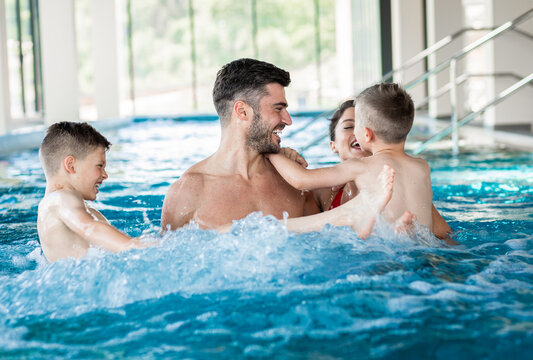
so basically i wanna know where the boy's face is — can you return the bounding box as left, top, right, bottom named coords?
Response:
left=74, top=146, right=108, bottom=201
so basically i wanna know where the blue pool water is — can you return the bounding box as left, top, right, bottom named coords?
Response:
left=0, top=118, right=532, bottom=359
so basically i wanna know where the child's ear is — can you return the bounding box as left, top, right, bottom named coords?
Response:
left=233, top=100, right=250, bottom=122
left=329, top=141, right=338, bottom=154
left=63, top=155, right=76, bottom=174
left=364, top=127, right=374, bottom=142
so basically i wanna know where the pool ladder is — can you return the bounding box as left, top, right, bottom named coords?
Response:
left=295, top=7, right=533, bottom=156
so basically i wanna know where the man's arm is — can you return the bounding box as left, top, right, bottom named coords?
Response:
left=268, top=153, right=364, bottom=191
left=216, top=199, right=355, bottom=234
left=56, top=191, right=145, bottom=252
left=161, top=174, right=202, bottom=230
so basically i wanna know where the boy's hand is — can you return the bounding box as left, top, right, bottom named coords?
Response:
left=331, top=184, right=344, bottom=192
left=278, top=147, right=308, bottom=168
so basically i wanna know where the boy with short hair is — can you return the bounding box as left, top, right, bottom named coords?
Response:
left=37, top=121, right=146, bottom=262
left=268, top=83, right=436, bottom=233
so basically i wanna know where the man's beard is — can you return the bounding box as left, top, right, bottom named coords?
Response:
left=246, top=111, right=280, bottom=154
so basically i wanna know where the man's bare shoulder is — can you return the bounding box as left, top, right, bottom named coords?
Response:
left=167, top=162, right=211, bottom=193
left=167, top=154, right=226, bottom=192
left=162, top=162, right=213, bottom=230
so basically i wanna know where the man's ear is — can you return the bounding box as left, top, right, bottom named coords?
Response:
left=233, top=100, right=250, bottom=121
left=63, top=155, right=76, bottom=174
left=364, top=127, right=374, bottom=142
left=329, top=141, right=338, bottom=154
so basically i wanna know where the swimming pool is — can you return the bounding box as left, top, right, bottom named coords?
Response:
left=1, top=118, right=532, bottom=359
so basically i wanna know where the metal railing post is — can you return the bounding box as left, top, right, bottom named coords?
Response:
left=449, top=58, right=459, bottom=155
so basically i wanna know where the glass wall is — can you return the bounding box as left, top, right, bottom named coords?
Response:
left=1, top=0, right=393, bottom=124
left=255, top=0, right=337, bottom=109
left=74, top=0, right=339, bottom=118
left=4, top=0, right=42, bottom=123
left=128, top=0, right=194, bottom=115
left=192, top=0, right=255, bottom=111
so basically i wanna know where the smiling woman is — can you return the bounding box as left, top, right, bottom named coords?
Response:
left=314, top=99, right=370, bottom=211
left=329, top=99, right=372, bottom=161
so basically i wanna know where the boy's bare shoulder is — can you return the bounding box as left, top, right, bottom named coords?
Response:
left=41, top=188, right=84, bottom=209
left=409, top=155, right=431, bottom=172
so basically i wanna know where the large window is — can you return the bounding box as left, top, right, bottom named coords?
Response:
left=4, top=0, right=42, bottom=123
left=75, top=0, right=339, bottom=117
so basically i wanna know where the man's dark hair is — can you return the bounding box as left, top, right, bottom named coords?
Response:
left=40, top=121, right=111, bottom=176
left=329, top=99, right=355, bottom=141
left=355, top=83, right=414, bottom=143
left=212, top=58, right=291, bottom=126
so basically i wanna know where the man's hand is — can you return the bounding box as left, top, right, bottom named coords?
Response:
left=278, top=147, right=308, bottom=168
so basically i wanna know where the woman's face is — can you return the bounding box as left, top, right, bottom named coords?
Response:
left=330, top=107, right=372, bottom=161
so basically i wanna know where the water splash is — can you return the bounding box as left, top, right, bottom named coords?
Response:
left=0, top=213, right=454, bottom=320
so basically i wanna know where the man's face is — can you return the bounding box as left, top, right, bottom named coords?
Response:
left=246, top=83, right=292, bottom=154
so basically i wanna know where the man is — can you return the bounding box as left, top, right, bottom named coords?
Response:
left=161, top=58, right=404, bottom=236
left=162, top=58, right=321, bottom=230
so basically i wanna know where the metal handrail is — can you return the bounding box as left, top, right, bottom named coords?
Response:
left=412, top=72, right=533, bottom=154
left=414, top=72, right=533, bottom=110
left=382, top=27, right=494, bottom=82
left=384, top=25, right=531, bottom=84
left=299, top=131, right=329, bottom=154
left=288, top=26, right=492, bottom=140
left=298, top=7, right=533, bottom=155
left=404, top=8, right=533, bottom=91
left=285, top=108, right=334, bottom=139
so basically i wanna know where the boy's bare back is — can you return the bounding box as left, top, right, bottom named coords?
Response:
left=356, top=151, right=433, bottom=230
left=269, top=83, right=441, bottom=236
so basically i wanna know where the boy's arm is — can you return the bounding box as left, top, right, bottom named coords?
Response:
left=56, top=191, right=145, bottom=252
left=268, top=153, right=364, bottom=190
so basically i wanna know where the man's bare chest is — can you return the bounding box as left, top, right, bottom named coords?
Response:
left=195, top=176, right=307, bottom=224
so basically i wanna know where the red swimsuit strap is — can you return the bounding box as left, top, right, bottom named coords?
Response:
left=328, top=188, right=344, bottom=210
